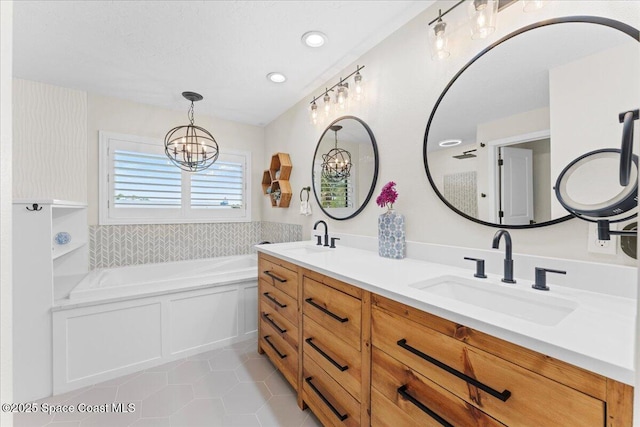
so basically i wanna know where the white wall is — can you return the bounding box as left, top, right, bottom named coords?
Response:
left=13, top=79, right=87, bottom=202
left=1, top=2, right=13, bottom=424
left=263, top=1, right=640, bottom=268
left=86, top=93, right=265, bottom=225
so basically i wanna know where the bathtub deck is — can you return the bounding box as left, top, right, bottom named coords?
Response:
left=14, top=337, right=322, bottom=427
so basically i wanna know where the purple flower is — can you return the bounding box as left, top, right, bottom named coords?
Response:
left=376, top=181, right=398, bottom=209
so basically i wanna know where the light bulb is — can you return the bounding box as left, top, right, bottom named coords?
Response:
left=354, top=71, right=363, bottom=100
left=310, top=101, right=318, bottom=124
left=469, top=0, right=497, bottom=40
left=336, top=84, right=348, bottom=110
left=429, top=17, right=449, bottom=60
left=323, top=93, right=331, bottom=116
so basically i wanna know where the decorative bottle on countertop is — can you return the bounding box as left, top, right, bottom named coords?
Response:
left=376, top=181, right=405, bottom=259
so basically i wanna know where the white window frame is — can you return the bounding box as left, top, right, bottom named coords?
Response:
left=99, top=131, right=251, bottom=225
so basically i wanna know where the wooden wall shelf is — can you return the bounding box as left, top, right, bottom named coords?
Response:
left=263, top=152, right=292, bottom=208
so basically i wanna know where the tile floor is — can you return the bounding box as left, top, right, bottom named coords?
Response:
left=15, top=337, right=322, bottom=427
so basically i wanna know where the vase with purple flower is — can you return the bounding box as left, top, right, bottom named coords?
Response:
left=376, top=181, right=405, bottom=259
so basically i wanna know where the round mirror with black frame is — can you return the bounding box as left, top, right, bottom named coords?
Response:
left=423, top=16, right=639, bottom=229
left=312, top=116, right=379, bottom=220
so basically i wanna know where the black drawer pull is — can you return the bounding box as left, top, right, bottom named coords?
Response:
left=263, top=335, right=287, bottom=359
left=262, top=313, right=287, bottom=334
left=305, top=338, right=348, bottom=372
left=305, top=298, right=348, bottom=323
left=397, top=339, right=511, bottom=402
left=305, top=377, right=348, bottom=422
left=263, top=270, right=287, bottom=283
left=263, top=292, right=287, bottom=308
left=398, top=385, right=453, bottom=427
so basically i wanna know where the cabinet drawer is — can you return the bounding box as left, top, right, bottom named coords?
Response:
left=260, top=300, right=298, bottom=352
left=371, top=348, right=505, bottom=427
left=303, top=355, right=360, bottom=427
left=303, top=315, right=361, bottom=401
left=259, top=324, right=298, bottom=390
left=259, top=279, right=298, bottom=326
left=372, top=307, right=605, bottom=427
left=259, top=259, right=298, bottom=299
left=303, top=277, right=361, bottom=351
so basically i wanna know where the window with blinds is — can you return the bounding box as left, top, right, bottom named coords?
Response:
left=191, top=158, right=244, bottom=209
left=113, top=150, right=182, bottom=208
left=99, top=132, right=251, bottom=224
left=320, top=175, right=354, bottom=209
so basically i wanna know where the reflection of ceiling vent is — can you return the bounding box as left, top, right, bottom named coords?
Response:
left=453, top=149, right=477, bottom=159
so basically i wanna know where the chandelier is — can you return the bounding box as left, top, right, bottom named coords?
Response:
left=164, top=92, right=219, bottom=172
left=321, top=125, right=352, bottom=181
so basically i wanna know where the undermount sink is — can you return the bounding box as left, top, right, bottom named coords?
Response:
left=282, top=245, right=330, bottom=256
left=409, top=275, right=578, bottom=326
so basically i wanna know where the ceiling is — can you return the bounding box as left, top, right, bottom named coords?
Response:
left=13, top=0, right=434, bottom=126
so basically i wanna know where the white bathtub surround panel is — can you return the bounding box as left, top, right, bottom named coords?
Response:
left=66, top=302, right=163, bottom=381
left=257, top=241, right=636, bottom=385
left=53, top=281, right=258, bottom=394
left=89, top=221, right=301, bottom=269
left=327, top=232, right=637, bottom=299
left=170, top=289, right=239, bottom=354
left=260, top=221, right=303, bottom=244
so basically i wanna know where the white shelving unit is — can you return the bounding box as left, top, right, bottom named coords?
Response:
left=13, top=199, right=88, bottom=402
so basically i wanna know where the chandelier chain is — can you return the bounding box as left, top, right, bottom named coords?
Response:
left=188, top=102, right=195, bottom=125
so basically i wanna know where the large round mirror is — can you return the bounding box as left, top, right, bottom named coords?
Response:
left=313, top=116, right=379, bottom=220
left=424, top=17, right=639, bottom=228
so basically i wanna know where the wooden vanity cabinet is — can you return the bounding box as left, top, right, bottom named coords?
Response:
left=371, top=294, right=633, bottom=427
left=301, top=269, right=371, bottom=427
left=257, top=253, right=633, bottom=426
left=258, top=253, right=302, bottom=393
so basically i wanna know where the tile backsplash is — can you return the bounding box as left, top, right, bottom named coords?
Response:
left=90, top=221, right=302, bottom=269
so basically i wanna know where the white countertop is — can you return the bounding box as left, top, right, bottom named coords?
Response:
left=257, top=240, right=636, bottom=385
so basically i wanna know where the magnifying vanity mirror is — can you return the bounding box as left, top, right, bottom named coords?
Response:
left=424, top=17, right=640, bottom=228
left=312, top=116, right=379, bottom=220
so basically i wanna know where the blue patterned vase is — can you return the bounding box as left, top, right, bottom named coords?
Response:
left=378, top=208, right=405, bottom=259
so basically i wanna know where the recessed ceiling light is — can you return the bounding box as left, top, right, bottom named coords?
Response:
left=439, top=139, right=462, bottom=147
left=266, top=72, right=287, bottom=83
left=302, top=31, right=327, bottom=48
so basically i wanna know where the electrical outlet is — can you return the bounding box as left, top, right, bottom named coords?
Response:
left=587, top=223, right=617, bottom=255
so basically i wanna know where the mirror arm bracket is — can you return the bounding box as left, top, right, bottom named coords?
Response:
left=597, top=219, right=637, bottom=241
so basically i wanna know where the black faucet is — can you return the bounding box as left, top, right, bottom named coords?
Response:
left=313, top=220, right=329, bottom=247
left=492, top=229, right=516, bottom=284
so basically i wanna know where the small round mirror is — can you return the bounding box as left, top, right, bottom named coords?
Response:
left=312, top=116, right=379, bottom=220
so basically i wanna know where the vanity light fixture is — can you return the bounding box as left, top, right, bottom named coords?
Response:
left=302, top=31, right=327, bottom=48
left=321, top=125, right=352, bottom=181
left=353, top=70, right=364, bottom=101
left=468, top=0, right=498, bottom=39
left=427, top=0, right=518, bottom=60
left=428, top=9, right=450, bottom=60
left=266, top=72, right=287, bottom=83
left=164, top=92, right=219, bottom=172
left=438, top=139, right=462, bottom=147
left=336, top=80, right=349, bottom=110
left=323, top=89, right=332, bottom=117
left=310, top=101, right=319, bottom=125
left=308, top=65, right=365, bottom=124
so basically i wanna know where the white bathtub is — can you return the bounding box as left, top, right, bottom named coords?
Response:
left=52, top=254, right=258, bottom=395
left=69, top=254, right=257, bottom=302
